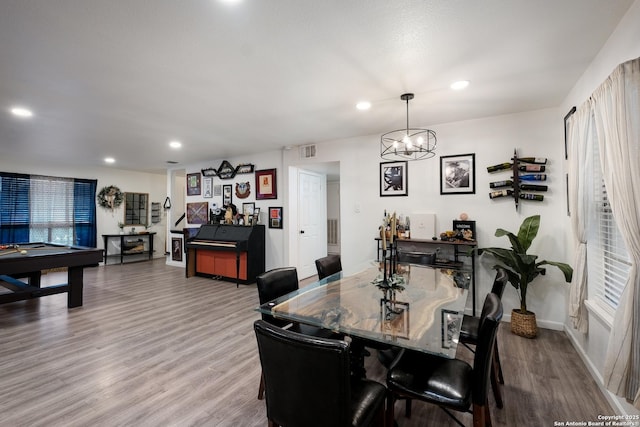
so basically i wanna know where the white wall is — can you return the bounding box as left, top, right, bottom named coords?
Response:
left=560, top=0, right=640, bottom=415
left=0, top=158, right=167, bottom=259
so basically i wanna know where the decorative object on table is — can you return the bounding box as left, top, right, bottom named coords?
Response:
left=117, top=222, right=124, bottom=234
left=186, top=202, right=208, bottom=225
left=440, top=153, right=475, bottom=194
left=223, top=203, right=237, bottom=224
left=255, top=169, right=277, bottom=199
left=242, top=202, right=255, bottom=225
left=97, top=185, right=123, bottom=210
left=452, top=220, right=476, bottom=242
left=222, top=184, right=232, bottom=206
left=378, top=211, right=400, bottom=284
left=475, top=215, right=573, bottom=338
left=380, top=93, right=437, bottom=161
left=235, top=181, right=251, bottom=199
left=380, top=161, right=408, bottom=197
left=487, top=149, right=548, bottom=209
left=186, top=173, right=201, bottom=196
left=268, top=207, right=282, bottom=229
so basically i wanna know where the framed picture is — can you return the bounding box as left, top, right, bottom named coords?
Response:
left=269, top=206, right=283, bottom=229
left=202, top=177, right=213, bottom=198
left=171, top=237, right=183, bottom=262
left=452, top=220, right=476, bottom=241
left=254, top=207, right=261, bottom=224
left=380, top=161, right=408, bottom=197
left=440, top=153, right=475, bottom=195
left=256, top=169, right=277, bottom=199
left=242, top=202, right=255, bottom=216
left=223, top=184, right=232, bottom=206
left=186, top=173, right=201, bottom=196
left=186, top=202, right=208, bottom=224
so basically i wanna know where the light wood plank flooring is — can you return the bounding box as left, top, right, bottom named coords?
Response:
left=0, top=260, right=612, bottom=426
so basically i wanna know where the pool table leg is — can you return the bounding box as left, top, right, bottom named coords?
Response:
left=67, top=266, right=84, bottom=308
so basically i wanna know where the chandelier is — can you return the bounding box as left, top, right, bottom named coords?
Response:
left=380, top=93, right=437, bottom=161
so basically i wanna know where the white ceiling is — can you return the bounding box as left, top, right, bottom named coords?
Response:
left=0, top=0, right=634, bottom=174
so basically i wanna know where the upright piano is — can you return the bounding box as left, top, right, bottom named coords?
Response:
left=185, top=224, right=265, bottom=286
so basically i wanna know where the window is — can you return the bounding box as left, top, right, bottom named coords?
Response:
left=588, top=128, right=631, bottom=311
left=0, top=173, right=97, bottom=247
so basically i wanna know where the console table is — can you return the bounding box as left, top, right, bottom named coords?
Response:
left=102, top=233, right=156, bottom=264
left=375, top=237, right=478, bottom=316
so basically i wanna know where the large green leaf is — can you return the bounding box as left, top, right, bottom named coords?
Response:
left=538, top=260, right=574, bottom=282
left=517, top=215, right=540, bottom=252
left=495, top=229, right=524, bottom=253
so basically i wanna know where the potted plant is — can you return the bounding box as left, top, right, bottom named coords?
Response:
left=117, top=222, right=125, bottom=234
left=477, top=215, right=573, bottom=338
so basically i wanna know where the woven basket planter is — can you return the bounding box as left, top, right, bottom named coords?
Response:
left=511, top=309, right=538, bottom=338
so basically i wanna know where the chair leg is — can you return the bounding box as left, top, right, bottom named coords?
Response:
left=490, top=355, right=503, bottom=409
left=494, top=340, right=504, bottom=384
left=472, top=402, right=492, bottom=427
left=258, top=372, right=265, bottom=400
left=386, top=393, right=396, bottom=427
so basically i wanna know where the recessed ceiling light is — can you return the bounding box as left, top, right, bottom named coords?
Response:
left=10, top=106, right=34, bottom=118
left=450, top=80, right=470, bottom=90
left=169, top=140, right=182, bottom=149
left=104, top=157, right=115, bottom=164
left=356, top=101, right=371, bottom=111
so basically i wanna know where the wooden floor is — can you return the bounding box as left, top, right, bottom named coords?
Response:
left=0, top=259, right=612, bottom=426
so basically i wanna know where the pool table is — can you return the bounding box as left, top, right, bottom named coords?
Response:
left=0, top=242, right=103, bottom=308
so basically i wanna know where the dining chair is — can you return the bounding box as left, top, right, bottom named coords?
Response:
left=386, top=293, right=503, bottom=427
left=459, top=267, right=508, bottom=407
left=254, top=319, right=388, bottom=427
left=255, top=267, right=338, bottom=399
left=314, top=254, right=342, bottom=280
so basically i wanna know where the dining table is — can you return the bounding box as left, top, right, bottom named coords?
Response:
left=256, top=263, right=472, bottom=376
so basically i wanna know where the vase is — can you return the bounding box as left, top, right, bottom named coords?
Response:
left=510, top=309, right=538, bottom=338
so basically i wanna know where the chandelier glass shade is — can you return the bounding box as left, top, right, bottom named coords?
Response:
left=380, top=93, right=437, bottom=161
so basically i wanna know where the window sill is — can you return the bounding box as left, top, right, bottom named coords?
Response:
left=585, top=299, right=614, bottom=329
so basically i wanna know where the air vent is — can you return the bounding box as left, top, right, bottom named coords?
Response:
left=300, top=144, right=317, bottom=159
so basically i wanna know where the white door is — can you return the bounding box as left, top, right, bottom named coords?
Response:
left=297, top=169, right=327, bottom=278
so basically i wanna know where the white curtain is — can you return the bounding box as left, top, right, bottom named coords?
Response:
left=593, top=57, right=640, bottom=408
left=567, top=103, right=593, bottom=333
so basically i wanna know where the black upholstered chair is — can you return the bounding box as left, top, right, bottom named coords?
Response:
left=386, top=293, right=503, bottom=427
left=256, top=267, right=337, bottom=399
left=459, top=268, right=508, bottom=407
left=315, top=254, right=342, bottom=280
left=254, top=320, right=388, bottom=427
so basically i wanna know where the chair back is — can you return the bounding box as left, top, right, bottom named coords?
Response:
left=472, top=293, right=503, bottom=405
left=256, top=267, right=299, bottom=327
left=254, top=319, right=352, bottom=427
left=315, top=254, right=342, bottom=280
left=490, top=267, right=509, bottom=299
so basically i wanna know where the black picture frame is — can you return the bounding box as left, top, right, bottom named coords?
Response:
left=380, top=161, right=408, bottom=197
left=268, top=206, right=283, bottom=229
left=223, top=184, right=232, bottom=206
left=452, top=220, right=476, bottom=242
left=171, top=237, right=183, bottom=262
left=440, top=153, right=475, bottom=195
left=186, top=173, right=201, bottom=196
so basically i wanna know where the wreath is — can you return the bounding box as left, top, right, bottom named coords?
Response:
left=97, top=185, right=124, bottom=210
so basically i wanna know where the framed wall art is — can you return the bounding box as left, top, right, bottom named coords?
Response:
left=171, top=237, right=183, bottom=262
left=186, top=201, right=208, bottom=224
left=380, top=161, right=408, bottom=197
left=186, top=173, right=201, bottom=196
left=202, top=177, right=213, bottom=198
left=256, top=168, right=277, bottom=199
left=268, top=206, right=283, bottom=229
left=440, top=153, right=475, bottom=195
left=223, top=184, right=232, bottom=206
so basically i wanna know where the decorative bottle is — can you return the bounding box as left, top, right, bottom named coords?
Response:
left=519, top=183, right=548, bottom=191
left=487, top=162, right=513, bottom=173
left=519, top=193, right=544, bottom=201
left=489, top=179, right=513, bottom=188
left=489, top=189, right=514, bottom=199
left=518, top=164, right=546, bottom=172
left=518, top=174, right=547, bottom=181
left=517, top=157, right=547, bottom=164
